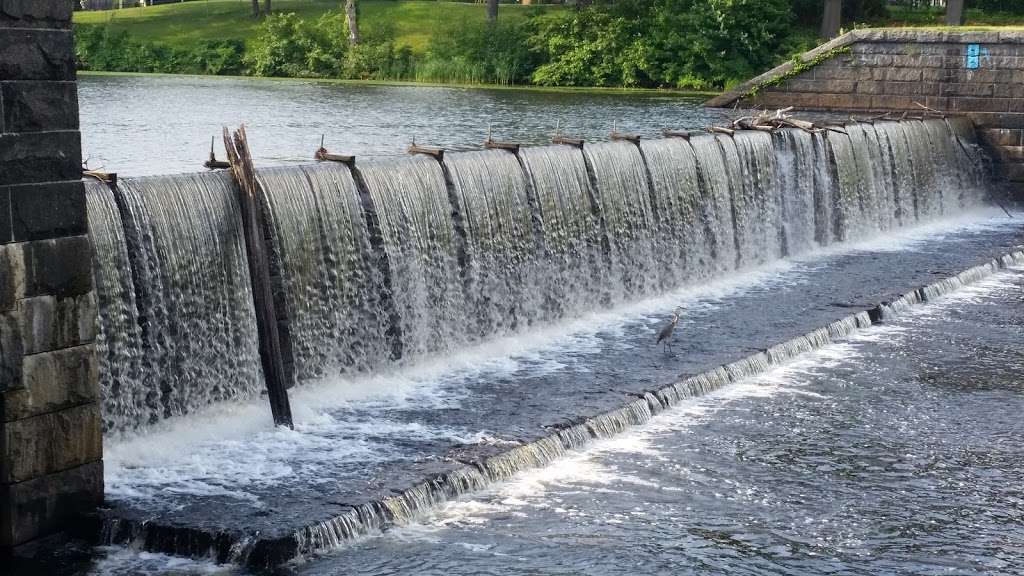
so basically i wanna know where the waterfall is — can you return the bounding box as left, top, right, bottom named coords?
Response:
left=356, top=155, right=466, bottom=360
left=89, top=172, right=263, bottom=432
left=88, top=119, right=995, bottom=430
left=517, top=144, right=605, bottom=314
left=257, top=164, right=391, bottom=381
left=582, top=141, right=660, bottom=296
left=686, top=135, right=738, bottom=273
left=444, top=149, right=539, bottom=335
left=639, top=138, right=709, bottom=282
left=86, top=181, right=146, bottom=433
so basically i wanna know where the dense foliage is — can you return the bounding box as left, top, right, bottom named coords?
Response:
left=529, top=0, right=797, bottom=90
left=74, top=0, right=1023, bottom=89
left=76, top=25, right=245, bottom=75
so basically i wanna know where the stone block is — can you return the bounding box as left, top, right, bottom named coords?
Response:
left=0, top=312, right=22, bottom=392
left=855, top=81, right=883, bottom=95
left=23, top=236, right=92, bottom=299
left=1, top=344, right=98, bottom=422
left=952, top=69, right=1010, bottom=84
left=18, top=293, right=96, bottom=356
left=0, top=29, right=74, bottom=81
left=0, top=243, right=24, bottom=312
left=940, top=83, right=994, bottom=98
left=967, top=112, right=1024, bottom=130
left=993, top=83, right=1024, bottom=99
left=987, top=55, right=1024, bottom=70
left=995, top=146, right=1024, bottom=163
left=815, top=93, right=866, bottom=110
left=921, top=68, right=952, bottom=82
left=0, top=0, right=72, bottom=29
left=922, top=96, right=950, bottom=112
left=1000, top=32, right=1024, bottom=44
left=870, top=95, right=918, bottom=110
left=10, top=180, right=86, bottom=242
left=0, top=402, right=102, bottom=484
left=951, top=97, right=1009, bottom=113
left=0, top=132, right=81, bottom=186
left=0, top=188, right=8, bottom=244
left=979, top=128, right=1023, bottom=147
left=0, top=460, right=102, bottom=548
left=1, top=81, right=79, bottom=133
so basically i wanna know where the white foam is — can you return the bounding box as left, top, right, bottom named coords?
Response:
left=103, top=212, right=1018, bottom=507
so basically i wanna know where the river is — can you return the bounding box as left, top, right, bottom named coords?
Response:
left=78, top=74, right=724, bottom=176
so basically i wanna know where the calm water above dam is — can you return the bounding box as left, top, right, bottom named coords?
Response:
left=78, top=74, right=724, bottom=176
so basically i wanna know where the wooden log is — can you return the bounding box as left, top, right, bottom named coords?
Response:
left=223, top=126, right=294, bottom=429
left=408, top=144, right=444, bottom=160
left=315, top=148, right=356, bottom=164
left=662, top=129, right=690, bottom=139
left=484, top=140, right=521, bottom=152
left=610, top=131, right=641, bottom=144
left=84, top=171, right=117, bottom=184
left=708, top=126, right=735, bottom=136
left=552, top=135, right=585, bottom=148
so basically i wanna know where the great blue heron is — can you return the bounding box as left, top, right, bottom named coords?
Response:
left=656, top=307, right=684, bottom=353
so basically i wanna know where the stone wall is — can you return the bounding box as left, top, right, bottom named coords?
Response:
left=707, top=29, right=1024, bottom=198
left=0, top=0, right=102, bottom=553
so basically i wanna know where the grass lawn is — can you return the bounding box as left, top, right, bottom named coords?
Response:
left=74, top=0, right=554, bottom=54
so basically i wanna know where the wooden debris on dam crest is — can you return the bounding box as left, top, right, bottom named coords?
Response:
left=709, top=107, right=849, bottom=136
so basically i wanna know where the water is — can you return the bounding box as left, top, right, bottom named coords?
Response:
left=79, top=244, right=1024, bottom=575
left=292, top=265, right=1024, bottom=576
left=77, top=74, right=728, bottom=177
left=86, top=172, right=263, bottom=433
left=91, top=212, right=1023, bottom=567
left=88, top=118, right=995, bottom=433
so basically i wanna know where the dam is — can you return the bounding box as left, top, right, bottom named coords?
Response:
left=2, top=5, right=1024, bottom=574
left=83, top=116, right=1021, bottom=568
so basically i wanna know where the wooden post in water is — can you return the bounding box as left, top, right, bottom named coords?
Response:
left=223, top=126, right=294, bottom=429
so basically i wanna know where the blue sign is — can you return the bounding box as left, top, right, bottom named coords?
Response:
left=966, top=44, right=980, bottom=69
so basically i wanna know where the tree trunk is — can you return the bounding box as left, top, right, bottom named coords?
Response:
left=346, top=0, right=361, bottom=46
left=251, top=0, right=260, bottom=18
left=945, top=0, right=964, bottom=26
left=820, top=0, right=841, bottom=39
left=487, top=0, right=498, bottom=22
left=264, top=0, right=271, bottom=15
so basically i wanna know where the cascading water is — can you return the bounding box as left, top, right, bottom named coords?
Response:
left=771, top=130, right=819, bottom=255
left=257, top=164, right=391, bottom=381
left=638, top=138, right=710, bottom=283
left=444, top=149, right=539, bottom=335
left=355, top=155, right=466, bottom=360
left=86, top=180, right=146, bottom=432
left=89, top=172, right=263, bottom=432
left=516, top=144, right=605, bottom=313
left=582, top=141, right=660, bottom=296
left=88, top=119, right=994, bottom=430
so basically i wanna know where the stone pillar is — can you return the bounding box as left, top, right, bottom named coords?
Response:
left=821, top=0, right=842, bottom=40
left=0, top=0, right=102, bottom=554
left=945, top=0, right=964, bottom=26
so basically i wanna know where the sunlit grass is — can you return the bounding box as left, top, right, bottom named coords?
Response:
left=74, top=0, right=551, bottom=54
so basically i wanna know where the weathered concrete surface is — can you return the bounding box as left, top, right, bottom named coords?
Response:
left=0, top=0, right=101, bottom=554
left=707, top=29, right=1024, bottom=198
